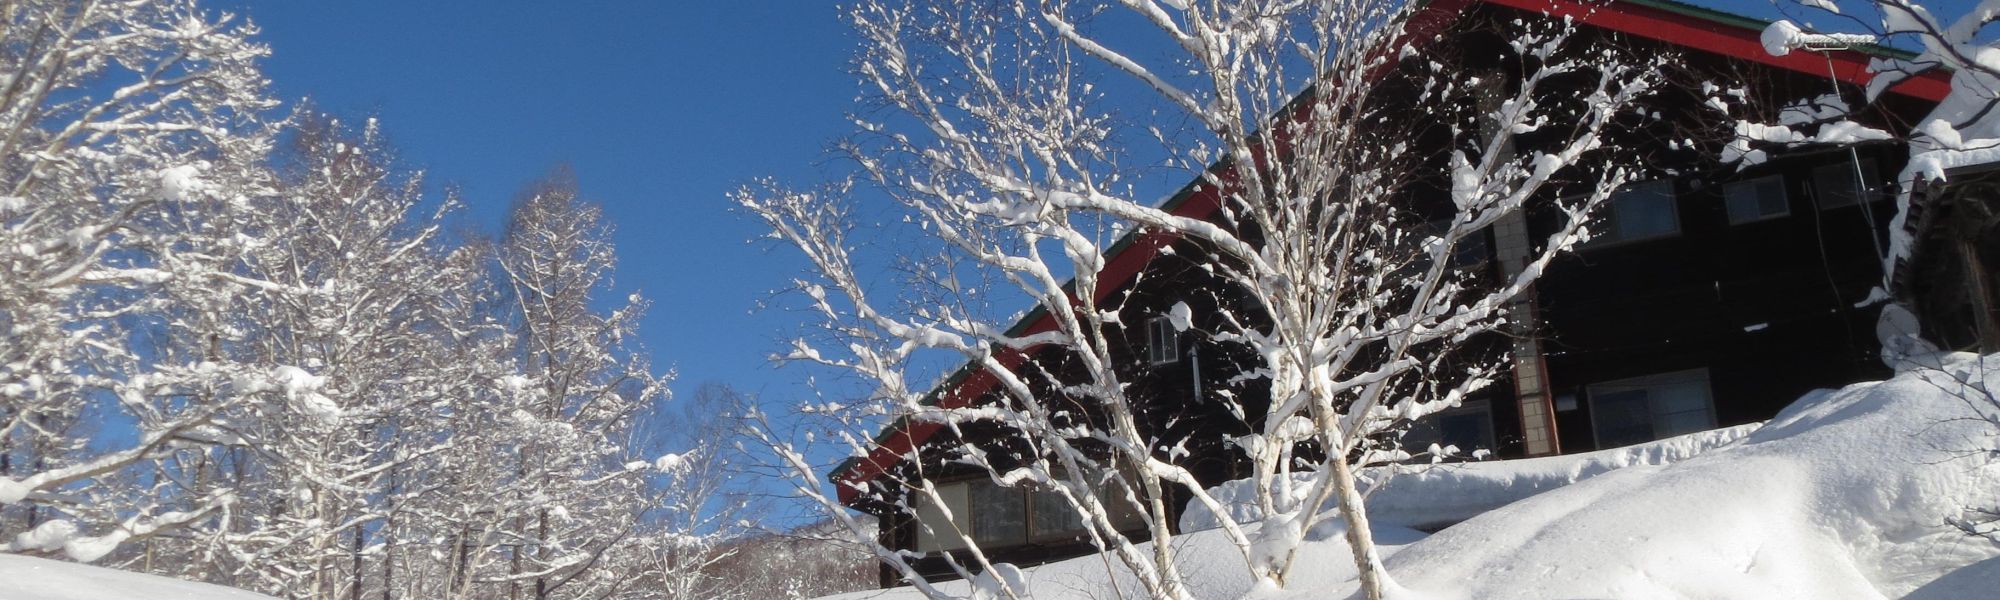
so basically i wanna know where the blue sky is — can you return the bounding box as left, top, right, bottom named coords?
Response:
left=213, top=0, right=1855, bottom=458
left=223, top=1, right=861, bottom=404
left=222, top=0, right=1806, bottom=403
left=200, top=0, right=1907, bottom=526
left=218, top=0, right=1821, bottom=415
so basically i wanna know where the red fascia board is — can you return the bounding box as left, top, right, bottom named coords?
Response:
left=1483, top=0, right=1948, bottom=101
left=832, top=0, right=1948, bottom=506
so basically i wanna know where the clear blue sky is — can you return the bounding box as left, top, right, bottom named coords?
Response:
left=219, top=0, right=1811, bottom=428
left=223, top=1, right=858, bottom=403
left=207, top=0, right=1880, bottom=526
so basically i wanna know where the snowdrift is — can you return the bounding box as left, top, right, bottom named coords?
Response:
left=817, top=353, right=2000, bottom=599
left=1182, top=423, right=1758, bottom=533
left=1355, top=353, right=2000, bottom=600
left=0, top=553, right=277, bottom=600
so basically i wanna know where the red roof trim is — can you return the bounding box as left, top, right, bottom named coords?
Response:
left=1487, top=0, right=1947, bottom=101
left=833, top=0, right=1950, bottom=505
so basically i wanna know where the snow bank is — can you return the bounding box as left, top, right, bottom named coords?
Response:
left=816, top=521, right=1428, bottom=600
left=812, top=355, right=2000, bottom=599
left=1182, top=424, right=1757, bottom=533
left=0, top=553, right=277, bottom=600
left=1341, top=353, right=2000, bottom=599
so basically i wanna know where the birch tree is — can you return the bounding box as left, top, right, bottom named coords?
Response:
left=741, top=0, right=1661, bottom=598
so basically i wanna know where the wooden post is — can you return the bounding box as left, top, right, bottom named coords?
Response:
left=1958, top=238, right=2000, bottom=352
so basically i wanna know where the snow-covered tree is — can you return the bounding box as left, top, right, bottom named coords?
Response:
left=0, top=0, right=275, bottom=561
left=1735, top=0, right=2000, bottom=359
left=1745, top=0, right=2000, bottom=547
left=740, top=0, right=1661, bottom=598
left=0, top=4, right=702, bottom=596
left=465, top=170, right=668, bottom=600
left=616, top=383, right=755, bottom=600
left=167, top=113, right=493, bottom=598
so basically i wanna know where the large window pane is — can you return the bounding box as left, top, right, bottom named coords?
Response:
left=1030, top=489, right=1084, bottom=539
left=1591, top=389, right=1654, bottom=448
left=1401, top=401, right=1496, bottom=458
left=1724, top=175, right=1789, bottom=224
left=1147, top=317, right=1179, bottom=364
left=1585, top=180, right=1679, bottom=247
left=1613, top=181, right=1679, bottom=240
left=915, top=482, right=971, bottom=552
left=1588, top=369, right=1715, bottom=448
left=969, top=480, right=1025, bottom=547
left=1094, top=477, right=1147, bottom=530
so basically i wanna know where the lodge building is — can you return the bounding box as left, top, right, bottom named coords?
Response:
left=825, top=0, right=1994, bottom=587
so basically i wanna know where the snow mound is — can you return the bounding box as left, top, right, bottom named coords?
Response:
left=813, top=355, right=2000, bottom=600
left=1182, top=424, right=1756, bottom=533
left=816, top=519, right=1428, bottom=600
left=1353, top=353, right=2000, bottom=599
left=0, top=553, right=277, bottom=600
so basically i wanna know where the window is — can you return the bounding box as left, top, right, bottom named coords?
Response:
left=1812, top=158, right=1882, bottom=209
left=1146, top=316, right=1179, bottom=365
left=1029, top=489, right=1085, bottom=539
left=1586, top=180, right=1679, bottom=247
left=968, top=479, right=1027, bottom=547
left=1587, top=368, right=1716, bottom=448
left=1724, top=174, right=1789, bottom=224
left=913, top=473, right=1146, bottom=553
left=914, top=482, right=970, bottom=552
left=1401, top=400, right=1496, bottom=458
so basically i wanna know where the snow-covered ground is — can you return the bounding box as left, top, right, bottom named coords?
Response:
left=1184, top=422, right=1759, bottom=533
left=823, top=353, right=2000, bottom=599
left=0, top=553, right=277, bottom=600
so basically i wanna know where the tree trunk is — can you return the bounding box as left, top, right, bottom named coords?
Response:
left=1331, top=457, right=1388, bottom=600
left=351, top=525, right=364, bottom=600
left=534, top=510, right=549, bottom=600
left=450, top=526, right=471, bottom=600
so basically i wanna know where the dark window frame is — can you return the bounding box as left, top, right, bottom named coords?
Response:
left=1582, top=179, right=1682, bottom=249
left=914, top=469, right=1148, bottom=553
left=1146, top=316, right=1180, bottom=365
left=1723, top=173, right=1791, bottom=225
left=1810, top=157, right=1884, bottom=210
left=1585, top=367, right=1717, bottom=448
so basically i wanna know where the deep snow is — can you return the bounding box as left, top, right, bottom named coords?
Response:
left=821, top=353, right=2000, bottom=599
left=0, top=553, right=278, bottom=600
